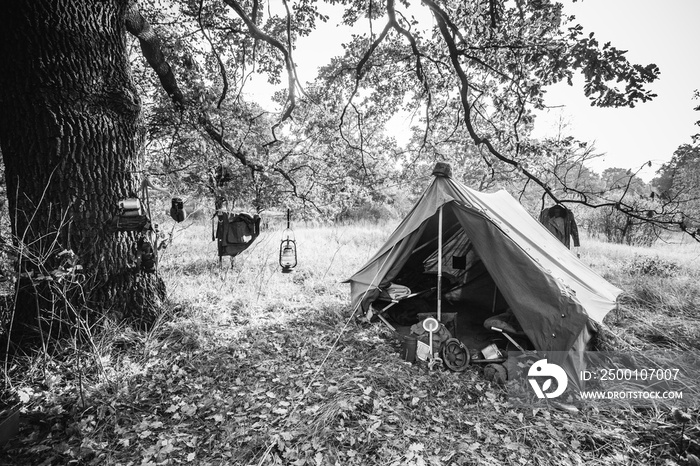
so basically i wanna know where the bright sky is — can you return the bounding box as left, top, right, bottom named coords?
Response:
left=244, top=1, right=700, bottom=181
left=533, top=0, right=700, bottom=181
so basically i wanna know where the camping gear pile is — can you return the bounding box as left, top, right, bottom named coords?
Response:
left=346, top=162, right=622, bottom=386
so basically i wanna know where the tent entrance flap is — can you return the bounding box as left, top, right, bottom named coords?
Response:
left=451, top=203, right=591, bottom=352
left=369, top=202, right=520, bottom=348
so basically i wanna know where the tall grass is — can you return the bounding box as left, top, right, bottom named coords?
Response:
left=159, top=219, right=396, bottom=312
left=157, top=223, right=394, bottom=358
left=581, top=234, right=700, bottom=351
left=153, top=220, right=700, bottom=350
left=3, top=217, right=700, bottom=465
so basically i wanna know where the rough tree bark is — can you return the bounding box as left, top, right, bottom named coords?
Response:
left=0, top=0, right=164, bottom=344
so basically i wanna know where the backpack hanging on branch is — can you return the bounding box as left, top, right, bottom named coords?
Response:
left=212, top=211, right=261, bottom=262
left=170, top=197, right=185, bottom=223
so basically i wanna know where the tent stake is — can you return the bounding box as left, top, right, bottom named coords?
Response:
left=437, top=205, right=443, bottom=322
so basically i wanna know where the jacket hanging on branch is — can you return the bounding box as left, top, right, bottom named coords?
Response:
left=213, top=212, right=261, bottom=259
left=539, top=205, right=580, bottom=248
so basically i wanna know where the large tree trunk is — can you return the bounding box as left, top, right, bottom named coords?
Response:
left=0, top=0, right=164, bottom=344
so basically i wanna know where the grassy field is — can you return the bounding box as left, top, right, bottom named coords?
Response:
left=2, top=217, right=700, bottom=465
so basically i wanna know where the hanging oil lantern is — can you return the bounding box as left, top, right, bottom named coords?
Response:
left=279, top=209, right=297, bottom=273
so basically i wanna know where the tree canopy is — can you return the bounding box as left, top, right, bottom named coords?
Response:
left=121, top=0, right=699, bottom=239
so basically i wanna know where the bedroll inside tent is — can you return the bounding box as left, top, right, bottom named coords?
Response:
left=345, top=163, right=622, bottom=385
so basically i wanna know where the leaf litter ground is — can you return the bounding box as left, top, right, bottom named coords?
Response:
left=4, top=304, right=698, bottom=466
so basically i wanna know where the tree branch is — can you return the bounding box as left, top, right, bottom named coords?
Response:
left=125, top=1, right=185, bottom=106
left=196, top=0, right=229, bottom=109
left=222, top=0, right=297, bottom=145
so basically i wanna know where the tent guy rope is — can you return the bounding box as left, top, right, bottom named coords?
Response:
left=254, top=243, right=397, bottom=466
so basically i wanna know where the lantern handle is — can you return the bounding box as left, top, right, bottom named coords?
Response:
left=282, top=227, right=295, bottom=241
left=283, top=209, right=294, bottom=239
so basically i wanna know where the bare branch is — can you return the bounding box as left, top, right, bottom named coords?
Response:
left=198, top=113, right=263, bottom=173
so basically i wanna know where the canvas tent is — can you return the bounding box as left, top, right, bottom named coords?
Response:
left=346, top=163, right=622, bottom=383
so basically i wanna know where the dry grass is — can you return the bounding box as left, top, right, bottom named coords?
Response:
left=2, top=219, right=700, bottom=465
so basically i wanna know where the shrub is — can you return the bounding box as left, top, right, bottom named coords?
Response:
left=580, top=205, right=659, bottom=247
left=624, top=254, right=680, bottom=277
left=335, top=202, right=399, bottom=223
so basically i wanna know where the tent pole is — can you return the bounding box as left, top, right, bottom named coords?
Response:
left=437, top=205, right=443, bottom=322
left=492, top=285, right=497, bottom=314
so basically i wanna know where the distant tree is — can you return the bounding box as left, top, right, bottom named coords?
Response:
left=652, top=144, right=700, bottom=232
left=600, top=167, right=647, bottom=195
left=587, top=170, right=658, bottom=246
left=647, top=94, right=700, bottom=236
left=693, top=89, right=700, bottom=144
left=513, top=136, right=603, bottom=207
left=655, top=145, right=700, bottom=196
